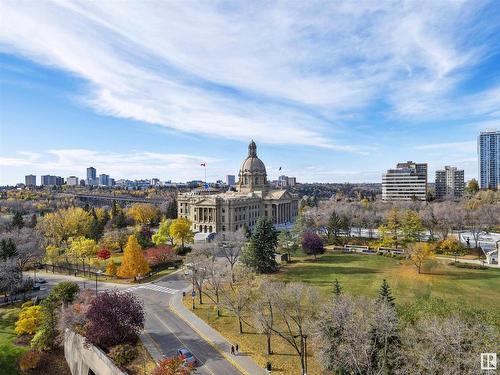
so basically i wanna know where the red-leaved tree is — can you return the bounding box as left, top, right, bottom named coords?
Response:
left=301, top=232, right=325, bottom=260
left=97, top=248, right=111, bottom=260
left=153, top=356, right=194, bottom=375
left=85, top=291, right=144, bottom=350
left=144, top=246, right=176, bottom=266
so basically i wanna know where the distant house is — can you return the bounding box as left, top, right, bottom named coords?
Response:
left=485, top=249, right=498, bottom=265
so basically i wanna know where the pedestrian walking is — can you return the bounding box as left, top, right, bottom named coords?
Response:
left=231, top=345, right=235, bottom=355
left=235, top=343, right=239, bottom=355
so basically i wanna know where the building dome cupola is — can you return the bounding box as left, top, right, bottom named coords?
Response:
left=237, top=140, right=268, bottom=192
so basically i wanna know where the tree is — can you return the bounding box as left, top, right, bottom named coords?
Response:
left=85, top=291, right=145, bottom=350
left=242, top=218, right=278, bottom=274
left=396, top=316, right=498, bottom=374
left=165, top=198, right=178, bottom=219
left=31, top=294, right=58, bottom=350
left=127, top=203, right=159, bottom=226
left=44, top=245, right=60, bottom=265
left=253, top=278, right=276, bottom=355
left=134, top=225, right=154, bottom=249
left=314, top=295, right=399, bottom=375
left=37, top=207, right=93, bottom=246
left=0, top=238, right=17, bottom=260
left=277, top=230, right=294, bottom=260
left=15, top=305, right=42, bottom=335
left=440, top=238, right=463, bottom=263
left=378, top=279, right=395, bottom=307
left=262, top=282, right=318, bottom=375
left=144, top=246, right=176, bottom=266
left=465, top=178, right=479, bottom=195
left=301, top=232, right=325, bottom=259
left=216, top=229, right=246, bottom=283
left=220, top=266, right=255, bottom=334
left=51, top=281, right=80, bottom=306
left=152, top=219, right=175, bottom=247
left=333, top=279, right=342, bottom=297
left=401, top=210, right=424, bottom=244
left=68, top=237, right=98, bottom=275
left=12, top=211, right=24, bottom=230
left=117, top=235, right=150, bottom=278
left=97, top=247, right=111, bottom=260
left=378, top=208, right=402, bottom=248
left=153, top=355, right=194, bottom=375
left=106, top=259, right=118, bottom=276
left=100, top=229, right=129, bottom=252
left=169, top=218, right=194, bottom=254
left=407, top=243, right=435, bottom=274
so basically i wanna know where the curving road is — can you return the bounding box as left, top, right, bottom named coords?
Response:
left=33, top=271, right=241, bottom=375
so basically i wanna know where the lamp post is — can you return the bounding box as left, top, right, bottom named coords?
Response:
left=95, top=270, right=102, bottom=296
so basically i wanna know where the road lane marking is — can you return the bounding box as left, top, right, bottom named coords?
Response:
left=149, top=310, right=217, bottom=375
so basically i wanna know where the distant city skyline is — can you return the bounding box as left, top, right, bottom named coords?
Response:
left=1, top=1, right=500, bottom=185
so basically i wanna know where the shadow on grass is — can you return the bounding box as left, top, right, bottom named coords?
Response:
left=284, top=266, right=380, bottom=280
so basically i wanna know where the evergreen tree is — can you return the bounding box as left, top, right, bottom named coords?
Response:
left=1, top=238, right=17, bottom=260
left=165, top=198, right=178, bottom=219
left=333, top=278, right=342, bottom=297
left=242, top=218, right=278, bottom=274
left=378, top=279, right=395, bottom=307
left=28, top=214, right=37, bottom=228
left=89, top=209, right=104, bottom=241
left=12, top=211, right=24, bottom=230
left=83, top=203, right=90, bottom=212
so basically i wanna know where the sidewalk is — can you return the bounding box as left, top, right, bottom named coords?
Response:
left=436, top=256, right=500, bottom=268
left=169, top=288, right=267, bottom=375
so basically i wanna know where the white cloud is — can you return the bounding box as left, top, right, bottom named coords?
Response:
left=0, top=0, right=498, bottom=150
left=0, top=149, right=221, bottom=182
left=414, top=141, right=476, bottom=151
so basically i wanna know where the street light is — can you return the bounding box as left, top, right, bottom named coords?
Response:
left=95, top=270, right=102, bottom=296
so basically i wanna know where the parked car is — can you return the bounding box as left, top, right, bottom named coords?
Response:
left=178, top=348, right=197, bottom=366
left=35, top=278, right=47, bottom=284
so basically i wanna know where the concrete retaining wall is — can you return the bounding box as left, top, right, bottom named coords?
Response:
left=64, top=330, right=127, bottom=375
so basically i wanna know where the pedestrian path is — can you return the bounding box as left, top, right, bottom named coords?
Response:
left=170, top=287, right=267, bottom=375
left=121, top=283, right=180, bottom=295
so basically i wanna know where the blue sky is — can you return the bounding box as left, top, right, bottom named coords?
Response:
left=1, top=1, right=499, bottom=185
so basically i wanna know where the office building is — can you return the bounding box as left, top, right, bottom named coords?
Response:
left=226, top=175, right=236, bottom=186
left=99, top=174, right=109, bottom=187
left=87, top=167, right=97, bottom=186
left=435, top=166, right=465, bottom=200
left=25, top=175, right=36, bottom=186
left=178, top=141, right=300, bottom=234
left=67, top=176, right=79, bottom=186
left=478, top=130, right=500, bottom=189
left=382, top=161, right=428, bottom=201
left=41, top=175, right=64, bottom=186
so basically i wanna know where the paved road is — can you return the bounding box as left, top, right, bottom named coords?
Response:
left=33, top=271, right=241, bottom=375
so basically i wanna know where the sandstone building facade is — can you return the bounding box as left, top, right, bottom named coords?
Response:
left=178, top=141, right=299, bottom=233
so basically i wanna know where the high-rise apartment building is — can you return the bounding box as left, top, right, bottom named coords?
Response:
left=478, top=130, right=500, bottom=189
left=435, top=166, right=464, bottom=200
left=25, top=175, right=36, bottom=186
left=287, top=177, right=297, bottom=187
left=382, top=161, right=428, bottom=201
left=87, top=167, right=97, bottom=186
left=99, top=174, right=109, bottom=186
left=67, top=176, right=79, bottom=186
left=40, top=175, right=64, bottom=186
left=226, top=175, right=236, bottom=186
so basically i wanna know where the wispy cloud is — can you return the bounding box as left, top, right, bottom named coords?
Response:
left=0, top=149, right=220, bottom=181
left=1, top=0, right=499, bottom=150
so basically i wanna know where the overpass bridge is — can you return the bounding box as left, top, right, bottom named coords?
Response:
left=59, top=193, right=167, bottom=206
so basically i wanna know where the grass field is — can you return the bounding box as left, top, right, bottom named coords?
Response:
left=0, top=306, right=28, bottom=375
left=279, top=252, right=500, bottom=310
left=186, top=251, right=500, bottom=375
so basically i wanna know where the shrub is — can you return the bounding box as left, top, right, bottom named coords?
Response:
left=21, top=300, right=34, bottom=309
left=15, top=305, right=42, bottom=335
left=144, top=246, right=176, bottom=266
left=85, top=290, right=144, bottom=350
left=153, top=356, right=194, bottom=375
left=108, top=344, right=138, bottom=366
left=451, top=262, right=488, bottom=270
left=18, top=349, right=42, bottom=372
left=97, top=247, right=111, bottom=260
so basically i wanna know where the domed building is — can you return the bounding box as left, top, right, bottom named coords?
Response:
left=177, top=141, right=299, bottom=234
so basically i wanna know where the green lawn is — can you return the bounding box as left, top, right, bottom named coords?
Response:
left=0, top=306, right=27, bottom=375
left=279, top=252, right=500, bottom=311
